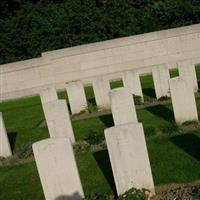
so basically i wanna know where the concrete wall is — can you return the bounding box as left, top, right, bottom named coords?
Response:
left=1, top=24, right=200, bottom=101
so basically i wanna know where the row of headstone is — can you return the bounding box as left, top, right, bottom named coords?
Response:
left=64, top=60, right=198, bottom=117
left=33, top=59, right=199, bottom=199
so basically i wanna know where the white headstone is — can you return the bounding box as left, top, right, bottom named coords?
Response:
left=105, top=123, right=155, bottom=195
left=66, top=81, right=88, bottom=114
left=122, top=70, right=143, bottom=102
left=152, top=64, right=170, bottom=99
left=42, top=100, right=75, bottom=143
left=169, top=77, right=198, bottom=124
left=178, top=60, right=198, bottom=92
left=92, top=76, right=111, bottom=110
left=109, top=87, right=138, bottom=125
left=0, top=113, right=12, bottom=157
left=32, top=137, right=84, bottom=200
left=40, top=88, right=58, bottom=105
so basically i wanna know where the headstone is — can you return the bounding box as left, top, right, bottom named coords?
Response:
left=109, top=87, right=138, bottom=125
left=40, top=88, right=58, bottom=105
left=0, top=113, right=12, bottom=157
left=32, top=137, right=84, bottom=200
left=104, top=123, right=155, bottom=195
left=178, top=60, right=198, bottom=92
left=92, top=76, right=111, bottom=110
left=152, top=64, right=170, bottom=99
left=169, top=77, right=198, bottom=124
left=66, top=81, right=88, bottom=114
left=122, top=70, right=143, bottom=102
left=42, top=100, right=75, bottom=143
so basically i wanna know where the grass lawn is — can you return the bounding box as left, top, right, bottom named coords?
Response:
left=0, top=67, right=200, bottom=199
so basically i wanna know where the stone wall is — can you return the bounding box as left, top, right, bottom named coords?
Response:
left=1, top=24, right=200, bottom=101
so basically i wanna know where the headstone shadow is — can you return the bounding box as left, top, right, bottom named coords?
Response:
left=170, top=134, right=200, bottom=161
left=8, top=132, right=17, bottom=152
left=55, top=191, right=82, bottom=200
left=99, top=114, right=114, bottom=128
left=146, top=105, right=174, bottom=122
left=93, top=149, right=117, bottom=195
left=142, top=88, right=156, bottom=98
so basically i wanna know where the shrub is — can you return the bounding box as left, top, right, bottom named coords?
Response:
left=85, top=130, right=104, bottom=145
left=15, top=143, right=33, bottom=159
left=74, top=141, right=90, bottom=153
left=133, top=95, right=143, bottom=105
left=182, top=120, right=199, bottom=126
left=86, top=101, right=98, bottom=113
left=118, top=188, right=150, bottom=200
left=158, top=96, right=170, bottom=101
left=160, top=123, right=180, bottom=135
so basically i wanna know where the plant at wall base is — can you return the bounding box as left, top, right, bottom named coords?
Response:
left=133, top=95, right=143, bottom=105
left=73, top=141, right=90, bottom=153
left=158, top=96, right=170, bottom=101
left=182, top=120, right=199, bottom=126
left=85, top=101, right=98, bottom=113
left=118, top=188, right=151, bottom=200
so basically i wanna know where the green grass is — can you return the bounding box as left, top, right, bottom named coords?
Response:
left=1, top=66, right=200, bottom=199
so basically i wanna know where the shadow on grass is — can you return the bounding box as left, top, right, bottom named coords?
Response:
left=93, top=150, right=117, bottom=195
left=198, top=81, right=200, bottom=89
left=142, top=88, right=156, bottom=99
left=8, top=132, right=17, bottom=152
left=170, top=134, right=200, bottom=161
left=146, top=105, right=174, bottom=122
left=55, top=192, right=82, bottom=200
left=99, top=114, right=114, bottom=128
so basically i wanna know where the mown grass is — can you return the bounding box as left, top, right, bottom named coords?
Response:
left=0, top=67, right=200, bottom=199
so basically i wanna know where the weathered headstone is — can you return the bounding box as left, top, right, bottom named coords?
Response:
left=66, top=81, right=88, bottom=114
left=40, top=88, right=58, bottom=105
left=0, top=113, right=12, bottom=157
left=42, top=100, right=75, bottom=143
left=92, top=76, right=111, bottom=110
left=169, top=77, right=198, bottom=124
left=122, top=70, right=143, bottom=102
left=109, top=87, right=138, bottom=125
left=152, top=64, right=170, bottom=99
left=104, top=123, right=155, bottom=195
left=32, top=137, right=84, bottom=200
left=178, top=60, right=198, bottom=92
